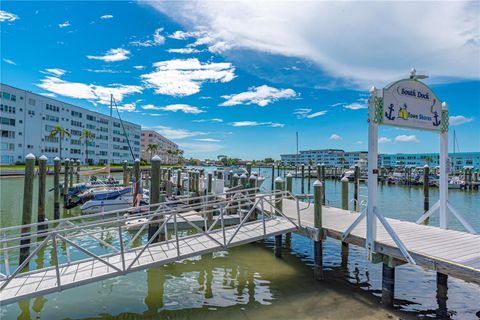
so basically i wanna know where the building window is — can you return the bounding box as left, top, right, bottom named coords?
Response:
left=0, top=104, right=15, bottom=114
left=86, top=114, right=96, bottom=121
left=0, top=143, right=14, bottom=150
left=28, top=98, right=36, bottom=106
left=0, top=117, right=15, bottom=126
left=1, top=130, right=15, bottom=138
left=71, top=120, right=83, bottom=127
left=45, top=114, right=59, bottom=122
left=71, top=110, right=83, bottom=118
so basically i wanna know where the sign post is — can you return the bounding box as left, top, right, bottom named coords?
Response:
left=343, top=69, right=476, bottom=265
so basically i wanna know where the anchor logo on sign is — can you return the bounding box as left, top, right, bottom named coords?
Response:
left=432, top=111, right=441, bottom=127
left=385, top=104, right=396, bottom=120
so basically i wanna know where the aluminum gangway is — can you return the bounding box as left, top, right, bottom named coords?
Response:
left=0, top=189, right=300, bottom=305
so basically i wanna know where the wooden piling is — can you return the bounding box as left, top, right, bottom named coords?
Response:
left=149, top=155, right=161, bottom=242
left=123, top=160, right=128, bottom=187
left=285, top=173, right=293, bottom=244
left=20, top=154, right=35, bottom=264
left=307, top=165, right=311, bottom=194
left=246, top=162, right=252, bottom=175
left=382, top=261, right=395, bottom=308
left=76, top=160, right=80, bottom=183
left=233, top=174, right=239, bottom=187
left=240, top=173, right=247, bottom=188
left=177, top=169, right=182, bottom=194
left=301, top=164, right=305, bottom=195
left=354, top=165, right=360, bottom=211
left=321, top=164, right=326, bottom=205
left=37, top=155, right=47, bottom=232
left=274, top=177, right=284, bottom=258
left=436, top=273, right=448, bottom=318
left=423, top=165, right=430, bottom=225
left=341, top=177, right=349, bottom=265
left=271, top=165, right=275, bottom=190
left=313, top=180, right=324, bottom=280
left=53, top=157, right=60, bottom=220
left=69, top=159, right=74, bottom=188
left=63, top=158, right=69, bottom=196
left=133, top=159, right=140, bottom=202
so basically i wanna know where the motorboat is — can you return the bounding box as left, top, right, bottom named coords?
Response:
left=81, top=192, right=149, bottom=214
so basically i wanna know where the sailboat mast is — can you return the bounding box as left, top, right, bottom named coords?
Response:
left=107, top=94, right=113, bottom=169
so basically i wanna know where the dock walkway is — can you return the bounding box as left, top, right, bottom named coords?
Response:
left=268, top=198, right=480, bottom=284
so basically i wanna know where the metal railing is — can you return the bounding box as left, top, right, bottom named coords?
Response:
left=0, top=188, right=300, bottom=295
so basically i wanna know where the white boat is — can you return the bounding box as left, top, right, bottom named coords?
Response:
left=81, top=193, right=149, bottom=214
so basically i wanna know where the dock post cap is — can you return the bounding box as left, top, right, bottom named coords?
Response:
left=54, top=157, right=60, bottom=161
left=286, top=173, right=293, bottom=178
left=25, top=153, right=36, bottom=160
left=151, top=155, right=161, bottom=161
left=65, top=158, right=70, bottom=161
left=123, top=160, right=128, bottom=163
left=39, top=155, right=48, bottom=161
left=233, top=173, right=239, bottom=178
left=240, top=173, right=247, bottom=178
left=76, top=159, right=81, bottom=163
left=370, top=86, right=376, bottom=94
left=134, top=158, right=140, bottom=162
left=442, top=101, right=448, bottom=110
left=274, top=176, right=284, bottom=183
left=424, top=164, right=429, bottom=168
left=341, top=177, right=349, bottom=182
left=249, top=174, right=257, bottom=180
left=313, top=180, right=323, bottom=187
left=321, top=163, right=325, bottom=166
left=69, top=159, right=74, bottom=163
left=229, top=170, right=233, bottom=173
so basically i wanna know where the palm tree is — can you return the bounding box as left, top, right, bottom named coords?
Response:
left=146, top=143, right=159, bottom=162
left=80, top=129, right=95, bottom=165
left=424, top=155, right=433, bottom=166
left=49, top=125, right=71, bottom=160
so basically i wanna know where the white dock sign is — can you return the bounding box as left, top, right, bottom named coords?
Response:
left=382, top=79, right=442, bottom=131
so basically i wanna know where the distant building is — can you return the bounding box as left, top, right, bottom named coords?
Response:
left=379, top=152, right=480, bottom=170
left=281, top=148, right=479, bottom=170
left=280, top=149, right=367, bottom=167
left=141, top=130, right=179, bottom=164
left=0, top=83, right=141, bottom=165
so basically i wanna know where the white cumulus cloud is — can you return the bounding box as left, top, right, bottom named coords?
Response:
left=378, top=137, right=392, bottom=144
left=148, top=126, right=207, bottom=140
left=58, top=21, right=70, bottom=28
left=220, top=85, right=297, bottom=107
left=449, top=115, right=474, bottom=126
left=230, top=121, right=284, bottom=128
left=87, top=48, right=130, bottom=62
left=36, top=69, right=142, bottom=105
left=329, top=134, right=342, bottom=140
left=100, top=15, right=114, bottom=19
left=0, top=10, right=19, bottom=22
left=141, top=104, right=204, bottom=114
left=2, top=58, right=16, bottom=65
left=193, top=118, right=223, bottom=123
left=146, top=2, right=480, bottom=88
left=294, top=108, right=327, bottom=119
left=130, top=28, right=165, bottom=47
left=141, top=58, right=235, bottom=96
left=167, top=48, right=202, bottom=54
left=395, top=135, right=419, bottom=143
left=344, top=102, right=367, bottom=110
left=195, top=138, right=221, bottom=142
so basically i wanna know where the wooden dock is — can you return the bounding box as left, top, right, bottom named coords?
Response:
left=267, top=198, right=480, bottom=284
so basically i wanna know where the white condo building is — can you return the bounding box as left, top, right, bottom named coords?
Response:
left=141, top=130, right=179, bottom=164
left=0, top=83, right=141, bottom=165
left=281, top=149, right=367, bottom=167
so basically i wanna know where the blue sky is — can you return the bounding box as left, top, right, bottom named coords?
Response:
left=1, top=1, right=479, bottom=160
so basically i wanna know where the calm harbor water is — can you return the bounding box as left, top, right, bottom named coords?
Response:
left=0, top=168, right=479, bottom=319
